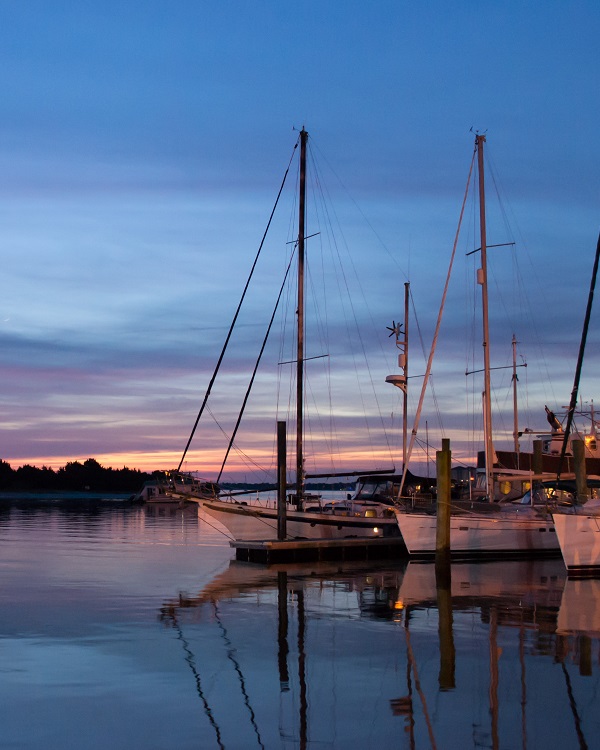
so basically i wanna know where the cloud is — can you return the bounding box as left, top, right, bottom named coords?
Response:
left=0, top=2, right=598, bottom=480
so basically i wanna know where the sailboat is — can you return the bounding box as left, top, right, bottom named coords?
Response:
left=552, top=506, right=600, bottom=575
left=171, top=129, right=400, bottom=541
left=551, top=233, right=600, bottom=575
left=394, top=134, right=561, bottom=557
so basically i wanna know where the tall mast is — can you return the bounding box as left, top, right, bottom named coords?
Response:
left=296, top=128, right=308, bottom=509
left=476, top=134, right=495, bottom=500
left=403, top=282, right=409, bottom=467
left=512, top=334, right=520, bottom=456
left=385, top=283, right=409, bottom=467
left=396, top=148, right=476, bottom=499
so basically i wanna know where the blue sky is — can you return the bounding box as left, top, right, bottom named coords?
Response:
left=0, top=1, right=598, bottom=479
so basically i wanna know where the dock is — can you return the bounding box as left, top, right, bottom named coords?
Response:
left=231, top=537, right=407, bottom=564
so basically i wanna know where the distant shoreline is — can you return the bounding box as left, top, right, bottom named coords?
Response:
left=0, top=457, right=356, bottom=495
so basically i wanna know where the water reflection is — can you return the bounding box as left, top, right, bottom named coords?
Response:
left=2, top=504, right=599, bottom=749
left=558, top=578, right=600, bottom=638
left=161, top=559, right=600, bottom=749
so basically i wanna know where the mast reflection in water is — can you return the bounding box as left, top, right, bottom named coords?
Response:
left=0, top=502, right=599, bottom=749
left=161, top=556, right=600, bottom=750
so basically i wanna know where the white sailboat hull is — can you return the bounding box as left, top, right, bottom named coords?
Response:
left=394, top=509, right=560, bottom=558
left=552, top=512, right=600, bottom=575
left=199, top=498, right=400, bottom=541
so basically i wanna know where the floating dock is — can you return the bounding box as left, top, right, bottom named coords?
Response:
left=231, top=537, right=407, bottom=564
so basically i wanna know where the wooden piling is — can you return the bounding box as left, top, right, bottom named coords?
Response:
left=579, top=635, right=592, bottom=677
left=435, top=438, right=451, bottom=570
left=437, top=584, right=455, bottom=690
left=277, top=421, right=287, bottom=540
left=277, top=571, right=290, bottom=690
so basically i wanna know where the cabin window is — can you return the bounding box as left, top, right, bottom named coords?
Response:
left=499, top=481, right=512, bottom=495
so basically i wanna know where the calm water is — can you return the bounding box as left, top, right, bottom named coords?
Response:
left=1, top=499, right=599, bottom=750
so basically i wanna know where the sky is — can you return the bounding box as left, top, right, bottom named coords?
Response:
left=0, top=1, right=599, bottom=481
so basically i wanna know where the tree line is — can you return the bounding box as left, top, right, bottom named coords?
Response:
left=0, top=458, right=358, bottom=494
left=0, top=458, right=152, bottom=493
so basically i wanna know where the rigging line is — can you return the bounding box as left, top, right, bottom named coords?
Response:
left=428, top=375, right=445, bottom=441
left=404, top=621, right=438, bottom=750
left=303, top=258, right=344, bottom=472
left=217, top=250, right=296, bottom=483
left=273, top=239, right=296, bottom=475
left=197, top=506, right=236, bottom=541
left=177, top=138, right=299, bottom=472
left=204, top=405, right=272, bottom=478
left=464, top=195, right=478, bottom=436
left=410, top=295, right=444, bottom=438
left=493, top=185, right=558, bottom=409
left=308, top=147, right=395, bottom=459
left=224, top=443, right=272, bottom=478
left=302, top=175, right=339, bottom=462
left=487, top=150, right=557, bottom=410
left=325, top=230, right=393, bottom=460
left=557, top=232, right=600, bottom=482
left=488, top=370, right=509, bottom=443
left=309, top=135, right=410, bottom=280
left=303, top=377, right=345, bottom=475
left=205, top=404, right=273, bottom=480
left=467, top=232, right=481, bottom=460
left=223, top=442, right=274, bottom=480
left=171, top=615, right=226, bottom=750
left=291, top=157, right=367, bottom=470
left=212, top=601, right=266, bottom=750
left=408, top=291, right=437, bottom=461
left=560, top=661, right=589, bottom=750
left=399, top=146, right=476, bottom=499
left=274, top=198, right=299, bottom=471
left=475, top=152, right=520, bottom=336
